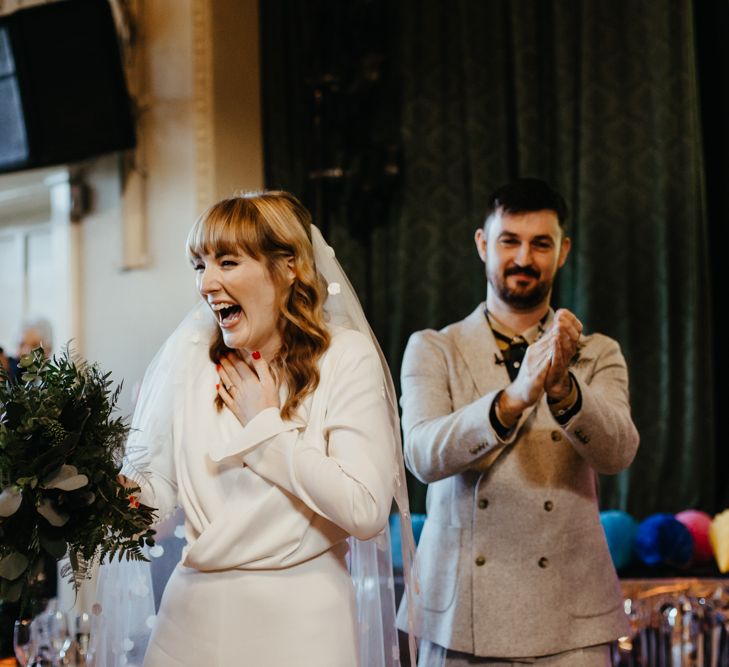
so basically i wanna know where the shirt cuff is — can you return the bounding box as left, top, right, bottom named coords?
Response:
left=489, top=391, right=517, bottom=441
left=547, top=373, right=582, bottom=425
left=208, top=407, right=299, bottom=462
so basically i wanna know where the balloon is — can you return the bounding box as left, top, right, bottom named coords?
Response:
left=675, top=509, right=713, bottom=563
left=710, top=509, right=729, bottom=573
left=389, top=513, right=426, bottom=570
left=634, top=513, right=693, bottom=568
left=600, top=510, right=637, bottom=570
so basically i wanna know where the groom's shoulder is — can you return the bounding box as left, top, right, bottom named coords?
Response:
left=405, top=304, right=484, bottom=363
left=408, top=303, right=483, bottom=345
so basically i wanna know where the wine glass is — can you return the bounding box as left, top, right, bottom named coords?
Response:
left=76, top=612, right=91, bottom=659
left=13, top=618, right=35, bottom=666
left=48, top=609, right=69, bottom=659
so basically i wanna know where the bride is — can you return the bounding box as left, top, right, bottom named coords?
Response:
left=108, top=191, right=416, bottom=666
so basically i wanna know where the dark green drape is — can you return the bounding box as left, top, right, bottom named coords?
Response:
left=261, top=0, right=718, bottom=517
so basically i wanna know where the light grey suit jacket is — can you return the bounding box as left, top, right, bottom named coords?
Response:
left=397, top=304, right=639, bottom=658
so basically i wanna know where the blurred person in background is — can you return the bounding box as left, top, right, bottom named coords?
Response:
left=0, top=317, right=53, bottom=382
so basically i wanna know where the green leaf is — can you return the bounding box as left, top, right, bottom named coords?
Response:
left=39, top=534, right=67, bottom=560
left=0, top=576, right=24, bottom=602
left=18, top=354, right=36, bottom=369
left=0, top=552, right=29, bottom=579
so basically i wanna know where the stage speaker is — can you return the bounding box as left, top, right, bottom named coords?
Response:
left=0, top=0, right=136, bottom=174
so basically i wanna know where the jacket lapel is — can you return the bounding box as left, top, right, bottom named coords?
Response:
left=451, top=303, right=511, bottom=396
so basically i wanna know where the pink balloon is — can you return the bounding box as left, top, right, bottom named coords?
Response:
left=675, top=510, right=714, bottom=563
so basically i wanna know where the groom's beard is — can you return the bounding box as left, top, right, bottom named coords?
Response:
left=488, top=265, right=552, bottom=310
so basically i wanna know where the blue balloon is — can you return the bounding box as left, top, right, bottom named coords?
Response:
left=389, top=513, right=426, bottom=570
left=600, top=510, right=638, bottom=570
left=634, top=513, right=694, bottom=568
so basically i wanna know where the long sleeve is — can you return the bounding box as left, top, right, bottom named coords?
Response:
left=560, top=335, right=640, bottom=474
left=119, top=346, right=181, bottom=524
left=400, top=330, right=532, bottom=484
left=210, top=330, right=396, bottom=541
left=121, top=429, right=178, bottom=523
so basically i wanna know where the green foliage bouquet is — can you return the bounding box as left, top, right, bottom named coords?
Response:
left=0, top=349, right=156, bottom=608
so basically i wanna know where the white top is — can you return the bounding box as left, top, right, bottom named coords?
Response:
left=122, top=324, right=397, bottom=572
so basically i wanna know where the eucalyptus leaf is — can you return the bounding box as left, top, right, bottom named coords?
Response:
left=0, top=552, right=29, bottom=579
left=0, top=576, right=24, bottom=602
left=42, top=464, right=88, bottom=491
left=18, top=355, right=35, bottom=369
left=0, top=487, right=22, bottom=517
left=37, top=498, right=69, bottom=527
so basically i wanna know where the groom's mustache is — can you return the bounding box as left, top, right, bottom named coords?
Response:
left=504, top=266, right=540, bottom=279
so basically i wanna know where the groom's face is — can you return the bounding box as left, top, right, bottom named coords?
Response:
left=475, top=208, right=570, bottom=310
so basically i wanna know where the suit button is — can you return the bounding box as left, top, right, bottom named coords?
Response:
left=544, top=500, right=554, bottom=512
left=478, top=498, right=489, bottom=509
left=538, top=557, right=549, bottom=568
left=551, top=431, right=562, bottom=442
left=475, top=555, right=486, bottom=566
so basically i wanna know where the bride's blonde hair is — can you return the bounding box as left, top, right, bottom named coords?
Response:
left=186, top=191, right=330, bottom=419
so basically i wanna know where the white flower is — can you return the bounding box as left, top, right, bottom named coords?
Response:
left=327, top=282, right=341, bottom=295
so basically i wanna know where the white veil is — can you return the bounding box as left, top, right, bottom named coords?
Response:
left=310, top=225, right=420, bottom=666
left=92, top=224, right=420, bottom=666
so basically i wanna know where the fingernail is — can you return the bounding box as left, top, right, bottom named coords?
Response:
left=216, top=363, right=221, bottom=370
left=215, top=383, right=220, bottom=390
left=252, top=351, right=261, bottom=360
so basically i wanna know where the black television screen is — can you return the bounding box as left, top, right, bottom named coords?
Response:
left=0, top=0, right=136, bottom=174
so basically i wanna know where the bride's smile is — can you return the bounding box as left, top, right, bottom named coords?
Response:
left=192, top=251, right=289, bottom=357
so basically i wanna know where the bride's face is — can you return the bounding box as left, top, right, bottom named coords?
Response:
left=193, top=249, right=290, bottom=357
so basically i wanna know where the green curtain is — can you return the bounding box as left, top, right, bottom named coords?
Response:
left=261, top=0, right=717, bottom=517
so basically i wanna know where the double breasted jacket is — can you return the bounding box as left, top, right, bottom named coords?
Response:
left=397, top=305, right=639, bottom=658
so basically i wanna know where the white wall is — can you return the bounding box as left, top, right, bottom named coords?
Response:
left=78, top=0, right=263, bottom=416
left=0, top=0, right=263, bottom=415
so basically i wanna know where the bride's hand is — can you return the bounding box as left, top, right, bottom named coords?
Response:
left=217, top=351, right=280, bottom=426
left=117, top=474, right=138, bottom=490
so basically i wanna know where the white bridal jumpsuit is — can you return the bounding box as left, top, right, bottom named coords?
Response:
left=122, top=325, right=396, bottom=667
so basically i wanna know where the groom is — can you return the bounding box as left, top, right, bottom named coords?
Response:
left=398, top=179, right=639, bottom=665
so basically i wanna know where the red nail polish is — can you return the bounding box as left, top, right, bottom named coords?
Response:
left=252, top=351, right=261, bottom=360
left=215, top=383, right=220, bottom=390
left=215, top=363, right=221, bottom=370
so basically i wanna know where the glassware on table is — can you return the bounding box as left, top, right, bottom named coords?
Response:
left=48, top=609, right=69, bottom=663
left=75, top=612, right=91, bottom=666
left=13, top=618, right=35, bottom=666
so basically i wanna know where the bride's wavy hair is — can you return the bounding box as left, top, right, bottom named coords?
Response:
left=186, top=191, right=331, bottom=419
